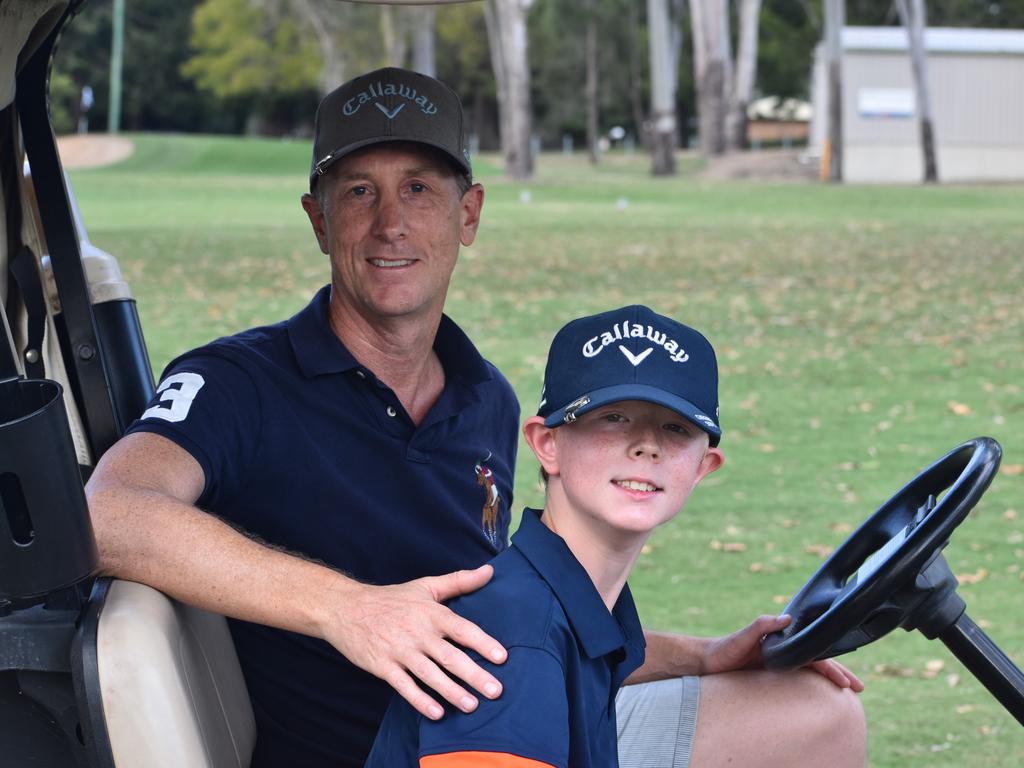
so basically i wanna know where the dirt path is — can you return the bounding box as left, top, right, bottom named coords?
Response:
left=699, top=148, right=819, bottom=182
left=56, top=134, right=135, bottom=170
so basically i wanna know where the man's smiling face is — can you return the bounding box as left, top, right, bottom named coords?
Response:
left=302, top=142, right=482, bottom=326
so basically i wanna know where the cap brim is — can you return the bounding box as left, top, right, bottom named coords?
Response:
left=542, top=384, right=721, bottom=446
left=310, top=135, right=471, bottom=188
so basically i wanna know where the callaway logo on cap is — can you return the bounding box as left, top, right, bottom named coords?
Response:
left=537, top=305, right=721, bottom=445
left=309, top=67, right=471, bottom=190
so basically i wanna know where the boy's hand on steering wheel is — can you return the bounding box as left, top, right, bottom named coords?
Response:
left=702, top=614, right=865, bottom=692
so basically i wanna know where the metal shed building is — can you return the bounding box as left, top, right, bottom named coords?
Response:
left=810, top=27, right=1024, bottom=183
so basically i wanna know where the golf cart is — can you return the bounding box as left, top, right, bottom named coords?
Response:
left=3, top=2, right=254, bottom=766
left=0, top=2, right=1021, bottom=767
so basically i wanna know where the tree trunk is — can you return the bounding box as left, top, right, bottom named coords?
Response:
left=647, top=0, right=676, bottom=175
left=382, top=5, right=409, bottom=68
left=585, top=0, right=600, bottom=164
left=411, top=7, right=437, bottom=77
left=627, top=0, right=649, bottom=150
left=670, top=0, right=686, bottom=148
left=726, top=0, right=762, bottom=152
left=291, top=0, right=349, bottom=95
left=823, top=0, right=844, bottom=181
left=484, top=0, right=535, bottom=180
left=690, top=0, right=730, bottom=157
left=895, top=0, right=938, bottom=182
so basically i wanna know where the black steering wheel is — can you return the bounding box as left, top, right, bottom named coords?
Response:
left=762, top=437, right=1002, bottom=671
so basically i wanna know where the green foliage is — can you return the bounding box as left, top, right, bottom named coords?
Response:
left=47, top=0, right=1024, bottom=143
left=53, top=0, right=231, bottom=133
left=529, top=0, right=654, bottom=146
left=47, top=69, right=77, bottom=135
left=758, top=0, right=820, bottom=98
left=435, top=1, right=499, bottom=146
left=69, top=134, right=1024, bottom=765
left=182, top=0, right=320, bottom=100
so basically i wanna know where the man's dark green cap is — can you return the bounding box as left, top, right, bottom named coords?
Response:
left=309, top=67, right=472, bottom=191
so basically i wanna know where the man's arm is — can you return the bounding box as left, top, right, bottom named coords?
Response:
left=625, top=616, right=864, bottom=691
left=86, top=431, right=508, bottom=720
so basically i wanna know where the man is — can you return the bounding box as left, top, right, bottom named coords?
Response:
left=87, top=68, right=865, bottom=768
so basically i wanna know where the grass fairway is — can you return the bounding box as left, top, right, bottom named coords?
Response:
left=69, top=133, right=1023, bottom=764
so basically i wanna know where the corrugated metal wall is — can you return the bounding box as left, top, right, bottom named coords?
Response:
left=815, top=28, right=1024, bottom=182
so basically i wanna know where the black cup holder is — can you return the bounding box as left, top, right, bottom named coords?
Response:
left=0, top=378, right=98, bottom=604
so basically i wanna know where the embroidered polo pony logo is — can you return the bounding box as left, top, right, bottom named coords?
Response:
left=474, top=457, right=501, bottom=546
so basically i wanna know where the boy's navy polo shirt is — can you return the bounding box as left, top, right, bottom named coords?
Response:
left=127, top=285, right=520, bottom=767
left=367, top=508, right=646, bottom=768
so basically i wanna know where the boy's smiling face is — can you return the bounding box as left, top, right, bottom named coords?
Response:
left=524, top=400, right=724, bottom=542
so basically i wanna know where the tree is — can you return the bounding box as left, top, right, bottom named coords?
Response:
left=182, top=0, right=319, bottom=101
left=756, top=0, right=820, bottom=100
left=647, top=0, right=677, bottom=174
left=436, top=3, right=498, bottom=148
left=823, top=0, right=844, bottom=180
left=380, top=5, right=410, bottom=67
left=690, top=0, right=731, bottom=156
left=585, top=0, right=600, bottom=164
left=894, top=0, right=938, bottom=182
left=53, top=0, right=231, bottom=133
left=484, top=0, right=535, bottom=179
left=411, top=7, right=438, bottom=77
left=290, top=0, right=352, bottom=95
left=725, top=0, right=763, bottom=151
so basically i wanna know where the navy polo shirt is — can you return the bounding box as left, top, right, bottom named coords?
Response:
left=366, top=508, right=646, bottom=768
left=127, top=285, right=520, bottom=767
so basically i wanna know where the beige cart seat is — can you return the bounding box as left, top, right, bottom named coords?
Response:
left=96, top=579, right=256, bottom=768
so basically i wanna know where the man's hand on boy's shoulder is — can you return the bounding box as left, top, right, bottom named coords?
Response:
left=319, top=564, right=510, bottom=720
left=700, top=614, right=866, bottom=692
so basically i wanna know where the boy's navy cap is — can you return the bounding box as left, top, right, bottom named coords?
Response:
left=537, top=305, right=721, bottom=446
left=309, top=67, right=471, bottom=190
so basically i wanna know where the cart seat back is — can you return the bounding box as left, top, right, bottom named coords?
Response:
left=96, top=579, right=255, bottom=768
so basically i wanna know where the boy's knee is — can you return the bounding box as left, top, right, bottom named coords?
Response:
left=790, top=672, right=867, bottom=763
left=694, top=670, right=867, bottom=768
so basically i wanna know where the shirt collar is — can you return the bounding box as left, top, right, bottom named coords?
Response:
left=511, top=508, right=644, bottom=660
left=287, top=285, right=492, bottom=386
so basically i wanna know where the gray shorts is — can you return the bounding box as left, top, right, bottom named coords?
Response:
left=615, top=676, right=700, bottom=768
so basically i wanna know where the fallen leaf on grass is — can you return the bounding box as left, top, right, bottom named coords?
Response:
left=956, top=705, right=974, bottom=714
left=947, top=400, right=972, bottom=416
left=710, top=540, right=748, bottom=553
left=1004, top=509, right=1019, bottom=520
left=922, top=660, right=945, bottom=678
left=947, top=674, right=961, bottom=687
left=956, top=568, right=989, bottom=584
left=772, top=595, right=789, bottom=605
left=804, top=544, right=834, bottom=558
left=830, top=522, right=853, bottom=533
left=873, top=663, right=915, bottom=678
left=1002, top=464, right=1024, bottom=476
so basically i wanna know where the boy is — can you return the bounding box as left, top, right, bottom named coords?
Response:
left=366, top=304, right=724, bottom=767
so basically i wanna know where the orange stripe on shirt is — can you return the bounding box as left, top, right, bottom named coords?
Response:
left=421, top=751, right=557, bottom=768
